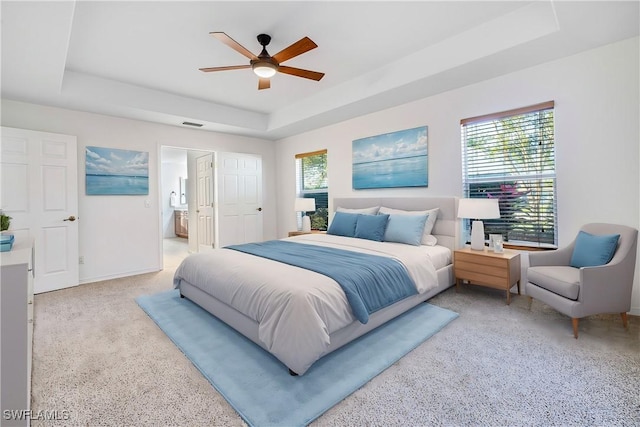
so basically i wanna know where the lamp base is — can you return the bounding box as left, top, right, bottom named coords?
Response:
left=302, top=215, right=311, bottom=232
left=470, top=220, right=485, bottom=250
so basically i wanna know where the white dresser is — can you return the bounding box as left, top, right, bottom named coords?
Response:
left=1, top=238, right=34, bottom=427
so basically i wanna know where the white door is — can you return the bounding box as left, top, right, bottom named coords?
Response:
left=196, top=154, right=214, bottom=251
left=216, top=152, right=263, bottom=247
left=0, top=127, right=79, bottom=294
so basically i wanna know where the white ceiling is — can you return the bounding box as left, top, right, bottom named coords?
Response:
left=2, top=1, right=638, bottom=140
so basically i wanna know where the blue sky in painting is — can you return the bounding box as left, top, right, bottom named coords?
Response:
left=86, top=146, right=149, bottom=177
left=353, top=126, right=427, bottom=164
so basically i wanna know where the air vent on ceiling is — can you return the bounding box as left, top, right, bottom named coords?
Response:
left=182, top=121, right=203, bottom=127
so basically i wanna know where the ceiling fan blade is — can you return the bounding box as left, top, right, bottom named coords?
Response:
left=211, top=32, right=257, bottom=60
left=258, top=78, right=271, bottom=90
left=199, top=65, right=251, bottom=72
left=272, top=37, right=318, bottom=64
left=278, top=66, right=324, bottom=81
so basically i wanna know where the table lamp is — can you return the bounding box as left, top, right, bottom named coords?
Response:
left=457, top=198, right=500, bottom=250
left=294, top=198, right=316, bottom=232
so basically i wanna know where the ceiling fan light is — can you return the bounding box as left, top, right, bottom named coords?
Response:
left=252, top=62, right=277, bottom=78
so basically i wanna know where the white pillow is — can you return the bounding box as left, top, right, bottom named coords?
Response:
left=378, top=206, right=439, bottom=246
left=337, top=206, right=379, bottom=215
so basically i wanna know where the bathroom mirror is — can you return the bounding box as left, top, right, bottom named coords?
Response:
left=179, top=177, right=188, bottom=205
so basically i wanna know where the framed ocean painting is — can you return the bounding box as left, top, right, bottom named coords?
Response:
left=86, top=146, right=149, bottom=195
left=352, top=126, right=428, bottom=189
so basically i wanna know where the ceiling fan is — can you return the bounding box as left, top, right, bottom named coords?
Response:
left=199, top=32, right=325, bottom=90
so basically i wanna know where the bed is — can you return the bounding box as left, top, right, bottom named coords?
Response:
left=173, top=197, right=460, bottom=375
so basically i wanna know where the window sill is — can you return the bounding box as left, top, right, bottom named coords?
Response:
left=503, top=243, right=556, bottom=251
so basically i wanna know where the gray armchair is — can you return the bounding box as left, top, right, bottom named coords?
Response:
left=526, top=223, right=638, bottom=338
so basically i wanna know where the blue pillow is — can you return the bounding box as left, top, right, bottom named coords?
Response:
left=355, top=214, right=389, bottom=242
left=570, top=231, right=620, bottom=268
left=327, top=212, right=359, bottom=237
left=383, top=214, right=428, bottom=246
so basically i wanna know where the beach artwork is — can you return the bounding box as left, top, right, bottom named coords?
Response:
left=352, top=126, right=428, bottom=189
left=86, top=146, right=149, bottom=195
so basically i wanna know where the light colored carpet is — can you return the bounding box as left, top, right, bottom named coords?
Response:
left=136, top=290, right=457, bottom=427
left=31, top=240, right=640, bottom=426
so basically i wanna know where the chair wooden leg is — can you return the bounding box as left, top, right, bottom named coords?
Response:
left=527, top=296, right=533, bottom=310
left=572, top=318, right=579, bottom=339
left=621, top=312, right=628, bottom=329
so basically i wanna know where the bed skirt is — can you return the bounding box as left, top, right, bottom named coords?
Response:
left=178, top=264, right=454, bottom=373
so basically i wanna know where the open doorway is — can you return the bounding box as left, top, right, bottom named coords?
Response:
left=159, top=147, right=265, bottom=270
left=160, top=146, right=213, bottom=269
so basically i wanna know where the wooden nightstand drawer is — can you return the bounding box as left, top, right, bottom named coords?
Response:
left=454, top=247, right=521, bottom=304
left=455, top=261, right=509, bottom=279
left=456, top=269, right=509, bottom=288
left=455, top=251, right=508, bottom=268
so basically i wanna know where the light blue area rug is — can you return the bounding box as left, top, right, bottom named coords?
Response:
left=136, top=289, right=458, bottom=427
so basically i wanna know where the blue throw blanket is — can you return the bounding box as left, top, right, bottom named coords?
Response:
left=225, top=240, right=417, bottom=324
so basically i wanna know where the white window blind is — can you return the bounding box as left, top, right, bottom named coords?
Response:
left=295, top=150, right=328, bottom=230
left=461, top=101, right=557, bottom=247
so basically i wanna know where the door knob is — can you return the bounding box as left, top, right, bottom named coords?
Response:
left=256, top=207, right=262, bottom=212
left=64, top=215, right=77, bottom=222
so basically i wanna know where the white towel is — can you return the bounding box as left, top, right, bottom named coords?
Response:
left=169, top=192, right=177, bottom=207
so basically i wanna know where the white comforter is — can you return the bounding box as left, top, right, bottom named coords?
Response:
left=173, top=234, right=440, bottom=374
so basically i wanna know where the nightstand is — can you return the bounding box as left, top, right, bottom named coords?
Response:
left=454, top=247, right=521, bottom=304
left=287, top=230, right=327, bottom=237
left=288, top=230, right=310, bottom=237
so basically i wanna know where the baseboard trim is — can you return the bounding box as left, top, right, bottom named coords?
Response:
left=79, top=268, right=160, bottom=286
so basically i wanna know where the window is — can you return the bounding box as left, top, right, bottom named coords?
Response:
left=296, top=150, right=328, bottom=230
left=461, top=101, right=556, bottom=247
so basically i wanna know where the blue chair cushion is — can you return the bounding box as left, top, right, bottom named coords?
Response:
left=570, top=231, right=620, bottom=268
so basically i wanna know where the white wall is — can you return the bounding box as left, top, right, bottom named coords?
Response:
left=0, top=100, right=277, bottom=284
left=276, top=37, right=640, bottom=314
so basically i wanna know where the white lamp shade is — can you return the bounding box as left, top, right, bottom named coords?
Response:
left=294, top=198, right=316, bottom=212
left=457, top=198, right=500, bottom=219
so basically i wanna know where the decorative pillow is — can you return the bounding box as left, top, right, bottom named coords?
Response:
left=378, top=206, right=439, bottom=246
left=337, top=206, right=380, bottom=215
left=383, top=214, right=428, bottom=246
left=327, top=212, right=359, bottom=237
left=421, top=233, right=438, bottom=246
left=355, top=213, right=389, bottom=242
left=422, top=208, right=439, bottom=236
left=570, top=231, right=620, bottom=268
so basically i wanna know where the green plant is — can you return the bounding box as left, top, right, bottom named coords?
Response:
left=0, top=214, right=11, bottom=231
left=310, top=208, right=328, bottom=231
